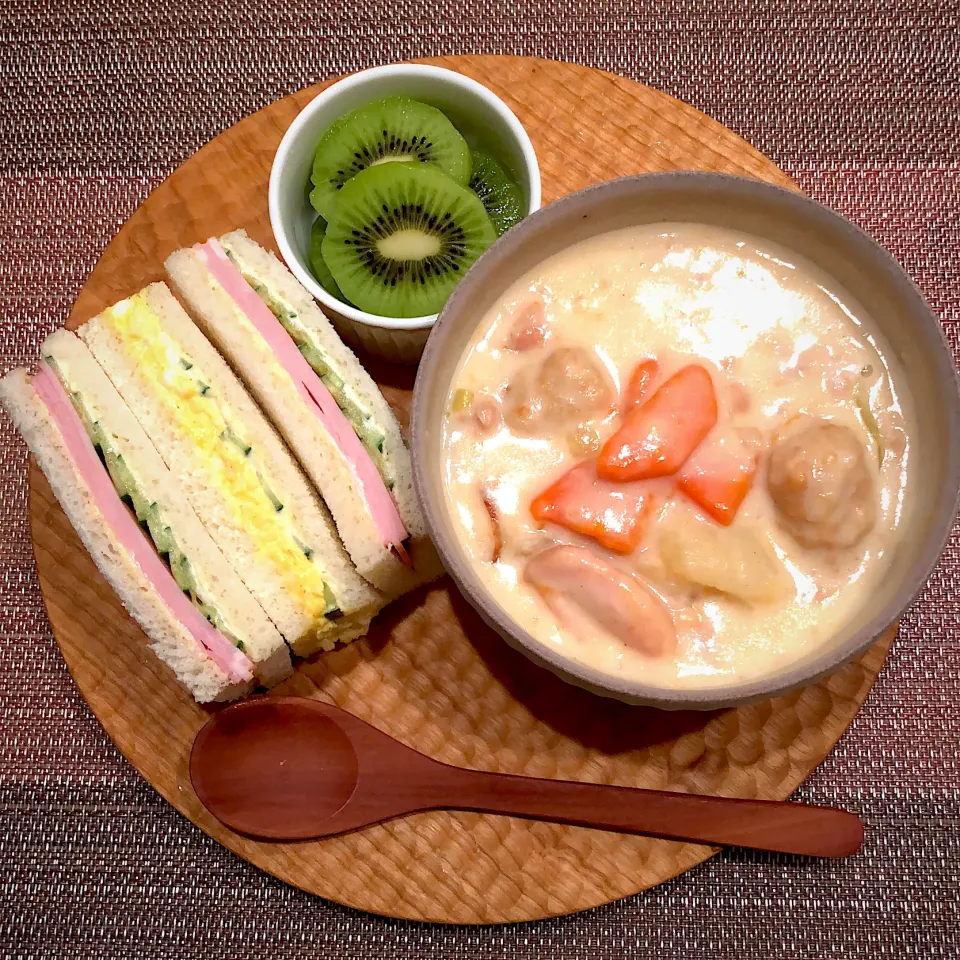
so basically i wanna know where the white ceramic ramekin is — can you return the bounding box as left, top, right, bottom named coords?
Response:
left=269, top=64, right=542, bottom=365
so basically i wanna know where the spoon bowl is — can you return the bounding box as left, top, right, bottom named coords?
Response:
left=191, top=697, right=444, bottom=840
left=190, top=696, right=864, bottom=856
left=191, top=699, right=361, bottom=838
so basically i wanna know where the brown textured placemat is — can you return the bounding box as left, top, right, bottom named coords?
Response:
left=1, top=1, right=958, bottom=957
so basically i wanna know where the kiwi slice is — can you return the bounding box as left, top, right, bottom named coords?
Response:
left=309, top=97, right=471, bottom=221
left=469, top=150, right=524, bottom=236
left=308, top=217, right=346, bottom=301
left=322, top=163, right=496, bottom=318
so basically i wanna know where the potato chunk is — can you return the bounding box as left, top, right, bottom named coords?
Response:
left=660, top=514, right=790, bottom=603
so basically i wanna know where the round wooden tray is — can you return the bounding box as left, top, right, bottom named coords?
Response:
left=29, top=55, right=894, bottom=924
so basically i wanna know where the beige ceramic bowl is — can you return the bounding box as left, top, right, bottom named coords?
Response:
left=411, top=172, right=960, bottom=710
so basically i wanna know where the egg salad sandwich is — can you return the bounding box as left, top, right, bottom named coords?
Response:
left=76, top=282, right=386, bottom=658
left=0, top=329, right=292, bottom=702
left=165, top=230, right=442, bottom=595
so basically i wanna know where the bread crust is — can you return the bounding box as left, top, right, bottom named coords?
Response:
left=0, top=367, right=252, bottom=703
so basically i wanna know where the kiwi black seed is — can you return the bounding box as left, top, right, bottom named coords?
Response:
left=469, top=150, right=525, bottom=236
left=309, top=97, right=471, bottom=222
left=308, top=216, right=347, bottom=302
left=321, top=163, right=497, bottom=318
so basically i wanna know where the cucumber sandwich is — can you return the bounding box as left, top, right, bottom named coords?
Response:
left=74, top=281, right=385, bottom=663
left=166, top=230, right=442, bottom=595
left=0, top=329, right=290, bottom=702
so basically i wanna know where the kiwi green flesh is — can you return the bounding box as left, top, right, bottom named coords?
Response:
left=308, top=216, right=346, bottom=301
left=469, top=150, right=525, bottom=236
left=309, top=97, right=471, bottom=222
left=322, top=162, right=497, bottom=318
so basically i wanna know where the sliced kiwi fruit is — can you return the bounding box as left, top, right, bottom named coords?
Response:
left=308, top=216, right=346, bottom=301
left=322, top=163, right=497, bottom=318
left=309, top=97, right=471, bottom=221
left=469, top=150, right=524, bottom=236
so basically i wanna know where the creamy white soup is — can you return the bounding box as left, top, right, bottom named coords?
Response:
left=441, top=223, right=912, bottom=689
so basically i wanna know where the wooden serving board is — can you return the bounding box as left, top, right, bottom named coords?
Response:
left=29, top=55, right=895, bottom=924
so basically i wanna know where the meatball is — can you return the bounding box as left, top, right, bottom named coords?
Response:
left=503, top=345, right=614, bottom=434
left=767, top=420, right=876, bottom=549
left=538, top=346, right=613, bottom=417
left=501, top=365, right=544, bottom=432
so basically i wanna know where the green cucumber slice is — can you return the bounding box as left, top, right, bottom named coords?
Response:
left=144, top=506, right=176, bottom=556
left=169, top=552, right=197, bottom=595
left=220, top=425, right=252, bottom=456
left=323, top=582, right=341, bottom=620
left=102, top=445, right=151, bottom=522
left=72, top=392, right=98, bottom=440
left=95, top=426, right=126, bottom=493
left=296, top=341, right=392, bottom=486
left=258, top=472, right=284, bottom=512
left=291, top=534, right=314, bottom=559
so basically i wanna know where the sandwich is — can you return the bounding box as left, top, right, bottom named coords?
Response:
left=165, top=230, right=442, bottom=595
left=0, top=329, right=292, bottom=702
left=76, top=282, right=386, bottom=658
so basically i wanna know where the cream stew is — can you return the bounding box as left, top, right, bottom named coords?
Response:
left=441, top=224, right=912, bottom=689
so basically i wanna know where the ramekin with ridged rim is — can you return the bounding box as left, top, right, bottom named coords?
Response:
left=269, top=64, right=541, bottom=365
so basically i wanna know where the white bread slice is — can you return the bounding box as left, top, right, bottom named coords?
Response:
left=77, top=282, right=385, bottom=657
left=41, top=329, right=292, bottom=687
left=218, top=230, right=429, bottom=538
left=166, top=231, right=442, bottom=594
left=0, top=367, right=252, bottom=703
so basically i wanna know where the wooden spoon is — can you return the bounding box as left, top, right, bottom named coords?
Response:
left=189, top=696, right=863, bottom=856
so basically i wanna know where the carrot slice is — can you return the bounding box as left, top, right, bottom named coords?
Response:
left=623, top=358, right=660, bottom=410
left=678, top=432, right=757, bottom=525
left=530, top=459, right=655, bottom=554
left=598, top=364, right=718, bottom=481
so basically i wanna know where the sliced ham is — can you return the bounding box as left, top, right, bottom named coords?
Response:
left=195, top=239, right=407, bottom=549
left=524, top=544, right=677, bottom=658
left=32, top=361, right=254, bottom=684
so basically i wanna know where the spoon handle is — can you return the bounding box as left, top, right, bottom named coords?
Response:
left=433, top=764, right=863, bottom=857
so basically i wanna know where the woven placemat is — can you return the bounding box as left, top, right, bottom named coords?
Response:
left=2, top=2, right=958, bottom=957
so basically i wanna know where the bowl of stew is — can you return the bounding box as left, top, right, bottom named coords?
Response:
left=411, top=172, right=960, bottom=710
